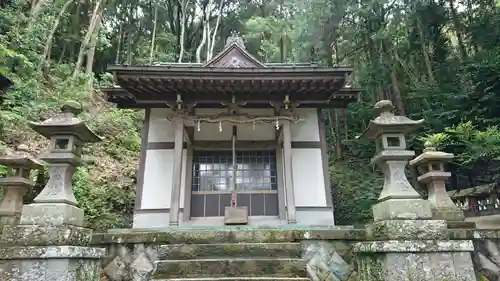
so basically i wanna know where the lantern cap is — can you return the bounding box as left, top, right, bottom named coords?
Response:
left=28, top=100, right=102, bottom=143
left=0, top=144, right=43, bottom=168
left=409, top=143, right=454, bottom=167
left=360, top=100, right=424, bottom=140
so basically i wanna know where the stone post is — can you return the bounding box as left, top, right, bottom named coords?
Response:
left=353, top=100, right=477, bottom=281
left=409, top=142, right=475, bottom=228
left=0, top=144, right=42, bottom=228
left=0, top=101, right=105, bottom=281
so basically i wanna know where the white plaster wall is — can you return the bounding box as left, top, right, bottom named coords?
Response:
left=133, top=212, right=170, bottom=228
left=237, top=109, right=275, bottom=140
left=141, top=149, right=174, bottom=209
left=193, top=109, right=232, bottom=140
left=193, top=108, right=276, bottom=141
left=296, top=209, right=334, bottom=225
left=148, top=108, right=175, bottom=142
left=292, top=148, right=326, bottom=207
left=291, top=108, right=319, bottom=142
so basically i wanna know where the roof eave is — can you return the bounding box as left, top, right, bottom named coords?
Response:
left=106, top=64, right=355, bottom=75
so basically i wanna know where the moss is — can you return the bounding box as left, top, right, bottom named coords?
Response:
left=355, top=252, right=386, bottom=281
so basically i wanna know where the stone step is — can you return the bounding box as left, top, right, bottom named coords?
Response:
left=152, top=258, right=307, bottom=279
left=157, top=243, right=301, bottom=260
left=160, top=277, right=311, bottom=281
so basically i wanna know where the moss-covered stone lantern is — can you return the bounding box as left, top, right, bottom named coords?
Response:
left=360, top=100, right=432, bottom=221
left=19, top=100, right=102, bottom=226
left=0, top=102, right=106, bottom=281
left=353, top=101, right=477, bottom=281
left=409, top=142, right=466, bottom=222
left=0, top=144, right=42, bottom=226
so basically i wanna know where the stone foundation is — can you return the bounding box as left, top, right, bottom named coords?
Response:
left=0, top=246, right=104, bottom=281
left=2, top=227, right=499, bottom=280
left=354, top=240, right=476, bottom=281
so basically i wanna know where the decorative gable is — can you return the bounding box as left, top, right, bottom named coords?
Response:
left=204, top=32, right=266, bottom=68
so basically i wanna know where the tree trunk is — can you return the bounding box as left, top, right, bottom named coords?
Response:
left=58, top=43, right=67, bottom=63
left=195, top=0, right=212, bottom=63
left=177, top=0, right=188, bottom=62
left=195, top=19, right=208, bottom=62
left=205, top=14, right=211, bottom=61
left=334, top=109, right=342, bottom=159
left=69, top=2, right=81, bottom=62
left=207, top=0, right=224, bottom=60
left=71, top=0, right=104, bottom=81
left=383, top=39, right=405, bottom=115
left=390, top=64, right=405, bottom=115
left=416, top=17, right=436, bottom=84
left=38, top=0, right=75, bottom=73
left=28, top=0, right=47, bottom=30
left=149, top=4, right=158, bottom=64
left=115, top=22, right=123, bottom=64
left=447, top=0, right=467, bottom=60
left=85, top=16, right=101, bottom=93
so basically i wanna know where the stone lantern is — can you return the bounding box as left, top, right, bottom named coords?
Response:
left=0, top=144, right=42, bottom=226
left=360, top=100, right=432, bottom=221
left=19, top=100, right=102, bottom=227
left=0, top=101, right=105, bottom=281
left=353, top=101, right=477, bottom=281
left=409, top=142, right=467, bottom=223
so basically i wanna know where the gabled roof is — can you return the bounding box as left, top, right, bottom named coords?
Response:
left=103, top=31, right=360, bottom=109
left=203, top=33, right=266, bottom=68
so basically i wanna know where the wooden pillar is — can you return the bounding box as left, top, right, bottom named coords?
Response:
left=276, top=145, right=286, bottom=220
left=169, top=117, right=184, bottom=226
left=182, top=146, right=193, bottom=221
left=282, top=120, right=296, bottom=224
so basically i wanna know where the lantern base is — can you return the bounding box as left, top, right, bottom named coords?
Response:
left=1, top=224, right=92, bottom=246
left=366, top=219, right=448, bottom=240
left=432, top=208, right=466, bottom=222
left=0, top=212, right=21, bottom=230
left=372, top=198, right=432, bottom=221
left=0, top=245, right=104, bottom=281
left=19, top=203, right=84, bottom=227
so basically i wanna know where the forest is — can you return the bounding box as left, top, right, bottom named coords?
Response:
left=0, top=0, right=499, bottom=229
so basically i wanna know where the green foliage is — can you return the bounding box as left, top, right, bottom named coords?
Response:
left=73, top=167, right=135, bottom=231
left=423, top=122, right=500, bottom=185
left=0, top=3, right=141, bottom=230
left=331, top=160, right=382, bottom=225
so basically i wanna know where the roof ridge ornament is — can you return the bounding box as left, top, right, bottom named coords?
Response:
left=225, top=30, right=245, bottom=50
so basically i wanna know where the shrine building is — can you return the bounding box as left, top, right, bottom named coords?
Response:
left=102, top=34, right=360, bottom=228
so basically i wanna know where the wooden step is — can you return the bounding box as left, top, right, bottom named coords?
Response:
left=152, top=258, right=307, bottom=279
left=157, top=243, right=301, bottom=260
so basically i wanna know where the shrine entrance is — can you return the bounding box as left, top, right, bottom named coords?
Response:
left=103, top=32, right=360, bottom=227
left=189, top=129, right=280, bottom=221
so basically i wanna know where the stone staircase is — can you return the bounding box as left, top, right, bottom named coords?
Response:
left=151, top=242, right=310, bottom=281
